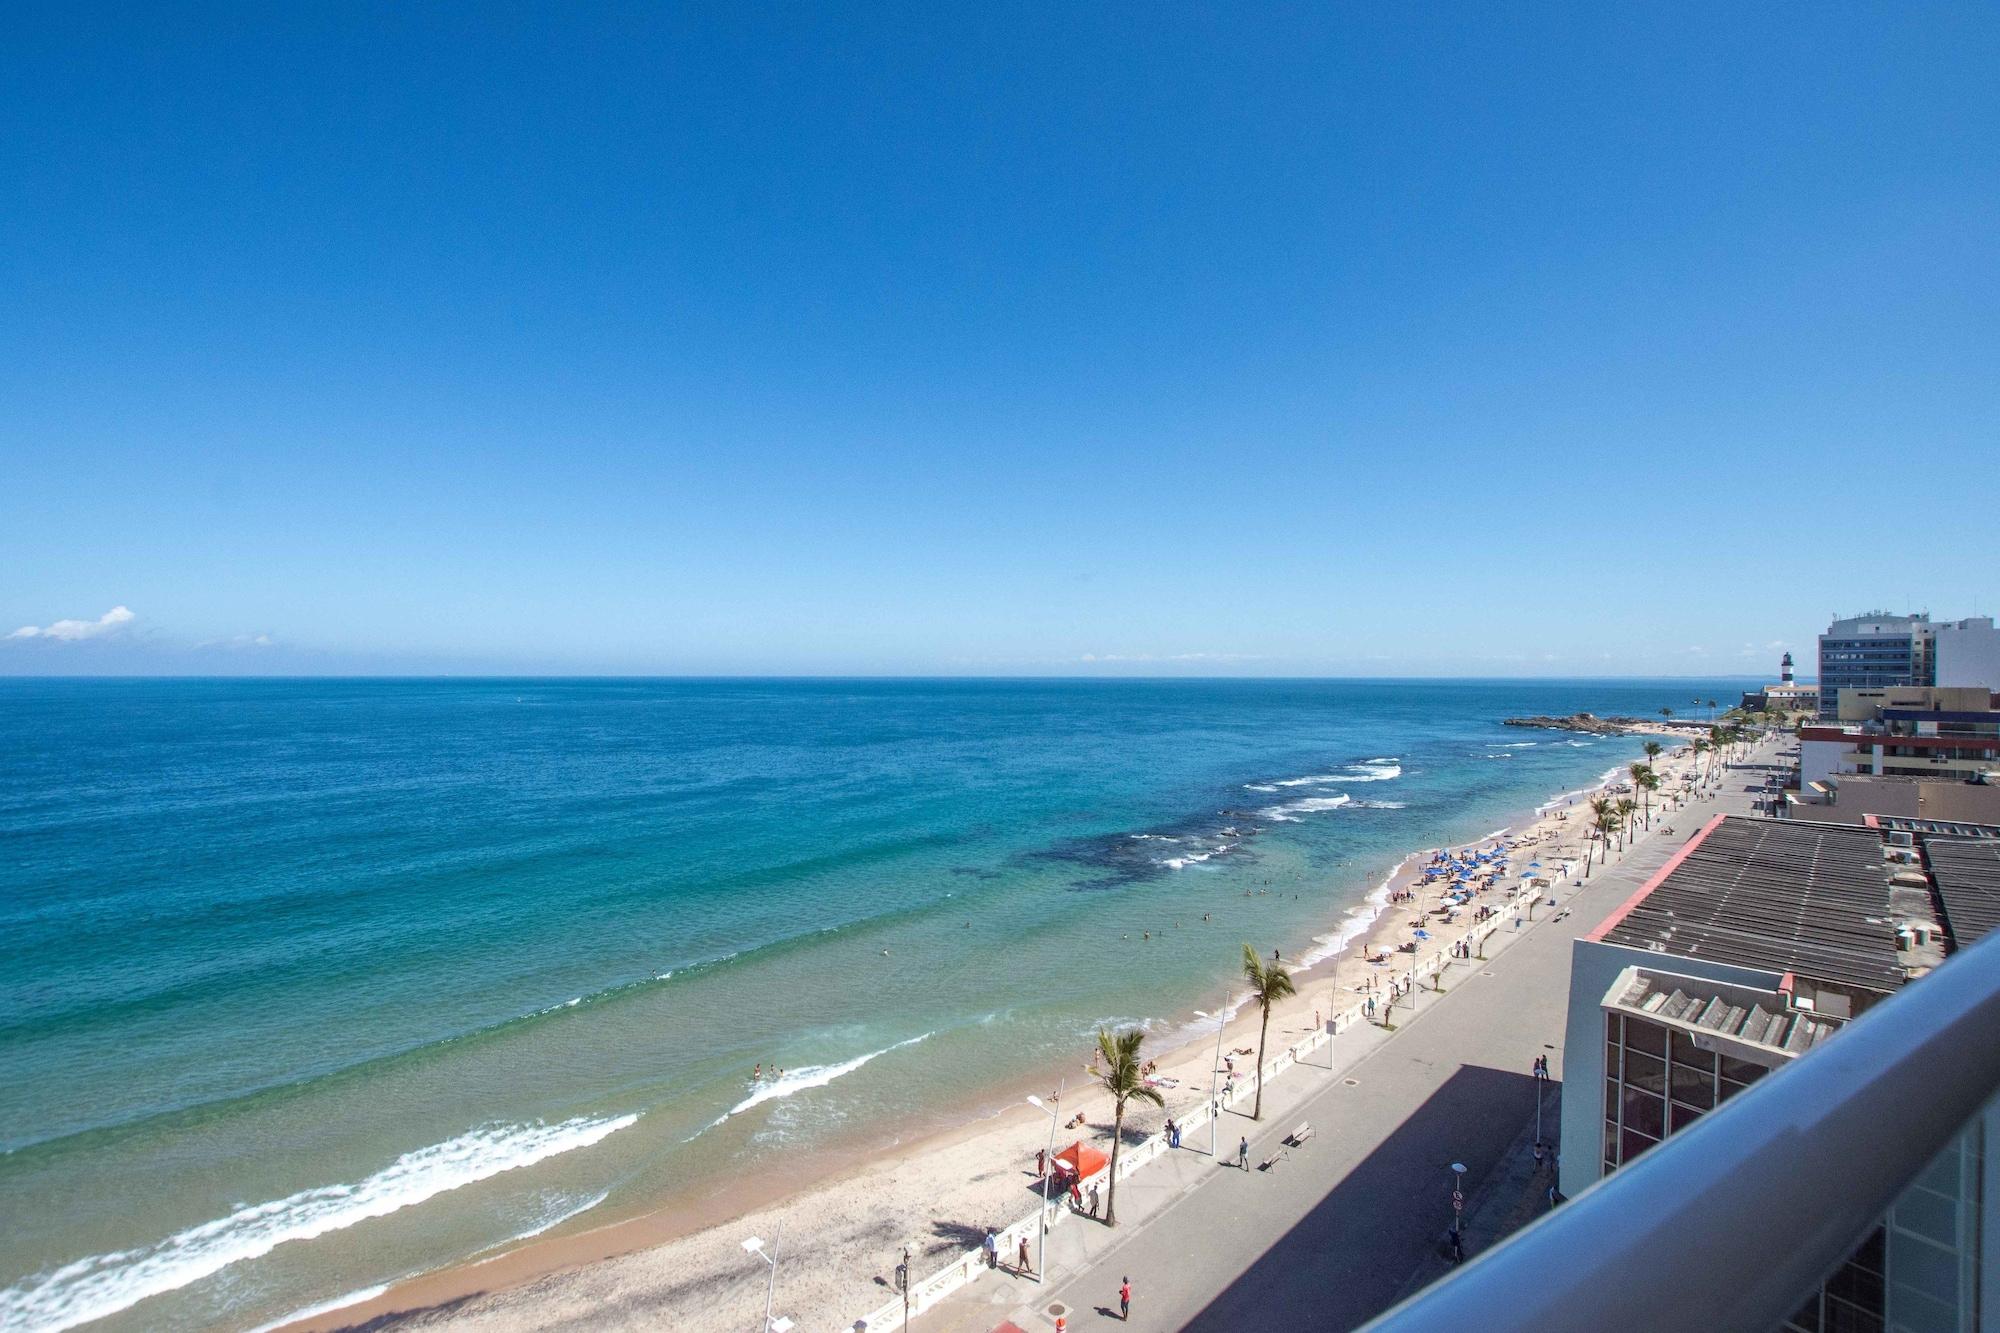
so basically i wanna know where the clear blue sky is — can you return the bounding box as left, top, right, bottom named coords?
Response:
left=4, top=4, right=1995, bottom=676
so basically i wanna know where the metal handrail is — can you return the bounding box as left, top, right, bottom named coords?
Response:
left=1363, top=925, right=2000, bottom=1332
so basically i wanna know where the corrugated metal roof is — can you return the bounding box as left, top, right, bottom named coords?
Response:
left=1600, top=816, right=1902, bottom=993
left=1927, top=837, right=2000, bottom=949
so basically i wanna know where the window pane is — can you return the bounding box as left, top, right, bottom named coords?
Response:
left=1625, top=1050, right=1666, bottom=1095
left=1720, top=1053, right=1770, bottom=1084
left=1604, top=1119, right=1618, bottom=1166
left=1605, top=1013, right=1622, bottom=1045
left=1620, top=1126, right=1657, bottom=1164
left=1626, top=1017, right=1666, bottom=1056
left=1668, top=1028, right=1710, bottom=1070
left=1671, top=1058, right=1715, bottom=1109
left=1621, top=1086, right=1665, bottom=1138
left=1670, top=1101, right=1706, bottom=1133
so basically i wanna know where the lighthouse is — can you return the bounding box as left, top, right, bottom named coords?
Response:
left=1780, top=651, right=1795, bottom=684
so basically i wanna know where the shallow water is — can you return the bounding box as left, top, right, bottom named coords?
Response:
left=0, top=677, right=1735, bottom=1330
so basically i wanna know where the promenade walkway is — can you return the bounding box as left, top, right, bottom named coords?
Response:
left=920, top=739, right=1782, bottom=1333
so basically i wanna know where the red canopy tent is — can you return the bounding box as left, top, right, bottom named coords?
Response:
left=1053, top=1141, right=1108, bottom=1180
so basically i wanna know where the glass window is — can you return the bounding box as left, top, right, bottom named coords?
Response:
left=1605, top=1078, right=1619, bottom=1120
left=1624, top=1049, right=1667, bottom=1095
left=1670, top=1101, right=1706, bottom=1133
left=1670, top=1058, right=1715, bottom=1109
left=1626, top=1017, right=1666, bottom=1056
left=1620, top=1126, right=1657, bottom=1165
left=1720, top=1052, right=1770, bottom=1084
left=1603, top=1119, right=1618, bottom=1167
left=1668, top=1029, right=1709, bottom=1068
left=1621, top=1086, right=1665, bottom=1138
left=1605, top=1013, right=1622, bottom=1045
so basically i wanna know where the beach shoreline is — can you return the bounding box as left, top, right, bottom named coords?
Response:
left=285, top=722, right=1700, bottom=1333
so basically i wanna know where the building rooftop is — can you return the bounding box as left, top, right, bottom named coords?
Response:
left=1591, top=816, right=1902, bottom=995
left=1785, top=774, right=2000, bottom=828
left=1926, top=838, right=2000, bottom=951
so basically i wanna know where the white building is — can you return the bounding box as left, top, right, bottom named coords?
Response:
left=1936, top=616, right=2000, bottom=691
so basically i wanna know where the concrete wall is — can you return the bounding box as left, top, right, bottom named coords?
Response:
left=1802, top=738, right=1851, bottom=787
left=1936, top=617, right=2000, bottom=692
left=1557, top=938, right=1788, bottom=1202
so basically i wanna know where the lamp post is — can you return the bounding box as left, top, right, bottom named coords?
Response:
left=1196, top=989, right=1227, bottom=1157
left=1025, top=1078, right=1062, bottom=1284
left=896, top=1244, right=910, bottom=1329
left=1449, top=1162, right=1467, bottom=1260
left=1326, top=988, right=1338, bottom=1070
left=741, top=1228, right=786, bottom=1333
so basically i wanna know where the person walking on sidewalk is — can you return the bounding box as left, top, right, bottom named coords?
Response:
left=1017, top=1234, right=1033, bottom=1276
left=982, top=1227, right=997, bottom=1269
left=1238, top=1136, right=1250, bottom=1170
left=1119, top=1275, right=1132, bottom=1320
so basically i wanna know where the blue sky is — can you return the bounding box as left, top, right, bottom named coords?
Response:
left=4, top=4, right=1995, bottom=676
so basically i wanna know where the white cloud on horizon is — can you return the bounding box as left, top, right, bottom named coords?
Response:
left=7, top=606, right=136, bottom=641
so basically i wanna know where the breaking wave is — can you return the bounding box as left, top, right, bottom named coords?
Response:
left=0, top=1115, right=638, bottom=1333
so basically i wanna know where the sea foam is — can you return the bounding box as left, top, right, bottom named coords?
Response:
left=0, top=1114, right=638, bottom=1333
left=1257, top=794, right=1352, bottom=822
left=715, top=1032, right=932, bottom=1124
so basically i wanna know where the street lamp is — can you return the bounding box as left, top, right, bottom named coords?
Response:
left=1195, top=990, right=1227, bottom=1157
left=1448, top=1162, right=1467, bottom=1259
left=1326, top=988, right=1338, bottom=1070
left=1025, top=1077, right=1063, bottom=1284
left=742, top=1229, right=786, bottom=1333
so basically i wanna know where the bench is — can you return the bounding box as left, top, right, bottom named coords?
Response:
left=1285, top=1122, right=1313, bottom=1147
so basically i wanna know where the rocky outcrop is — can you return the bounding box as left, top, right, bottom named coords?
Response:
left=1502, top=712, right=1653, bottom=735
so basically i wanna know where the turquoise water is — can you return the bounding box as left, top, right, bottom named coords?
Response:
left=0, top=677, right=1738, bottom=1330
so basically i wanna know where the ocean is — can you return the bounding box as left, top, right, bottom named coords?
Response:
left=0, top=677, right=1742, bottom=1331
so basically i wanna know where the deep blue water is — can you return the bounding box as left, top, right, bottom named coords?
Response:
left=0, top=677, right=1746, bottom=1330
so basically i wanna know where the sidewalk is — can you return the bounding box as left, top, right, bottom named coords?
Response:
left=908, top=741, right=1777, bottom=1333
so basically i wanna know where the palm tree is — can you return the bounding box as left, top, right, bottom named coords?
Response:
left=1087, top=1028, right=1164, bottom=1226
left=1659, top=706, right=1674, bottom=723
left=1616, top=798, right=1638, bottom=849
left=1628, top=763, right=1653, bottom=829
left=1690, top=738, right=1709, bottom=788
left=1589, top=797, right=1622, bottom=864
left=1636, top=766, right=1660, bottom=827
left=1706, top=698, right=1719, bottom=723
left=1240, top=944, right=1297, bottom=1121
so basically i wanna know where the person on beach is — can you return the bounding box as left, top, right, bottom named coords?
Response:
left=983, top=1227, right=998, bottom=1269
left=1018, top=1235, right=1033, bottom=1276
left=1120, top=1276, right=1132, bottom=1320
left=1035, top=1147, right=1046, bottom=1177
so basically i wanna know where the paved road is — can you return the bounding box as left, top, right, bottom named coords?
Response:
left=928, top=740, right=1782, bottom=1333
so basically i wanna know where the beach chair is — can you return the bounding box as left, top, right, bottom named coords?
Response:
left=1284, top=1121, right=1313, bottom=1147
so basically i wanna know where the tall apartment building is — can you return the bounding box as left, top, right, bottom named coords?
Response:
left=1819, top=613, right=1936, bottom=717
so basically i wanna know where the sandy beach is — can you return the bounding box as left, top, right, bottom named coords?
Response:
left=292, top=726, right=1709, bottom=1333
